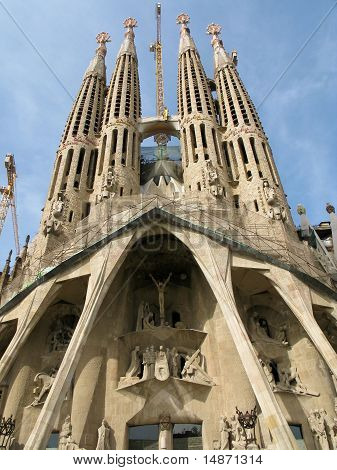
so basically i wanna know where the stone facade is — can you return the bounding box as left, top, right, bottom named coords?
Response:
left=0, top=13, right=337, bottom=451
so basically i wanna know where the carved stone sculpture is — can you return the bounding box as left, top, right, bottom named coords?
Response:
left=58, top=415, right=72, bottom=450
left=308, top=409, right=329, bottom=450
left=149, top=273, right=172, bottom=324
left=181, top=349, right=214, bottom=385
left=52, top=197, right=64, bottom=219
left=155, top=346, right=170, bottom=381
left=48, top=317, right=76, bottom=352
left=230, top=415, right=245, bottom=450
left=125, top=346, right=141, bottom=378
left=248, top=313, right=288, bottom=346
left=96, top=419, right=112, bottom=450
left=259, top=358, right=276, bottom=390
left=30, top=368, right=57, bottom=407
left=219, top=416, right=231, bottom=450
left=159, top=415, right=173, bottom=450
left=262, top=180, right=275, bottom=204
left=278, top=365, right=307, bottom=394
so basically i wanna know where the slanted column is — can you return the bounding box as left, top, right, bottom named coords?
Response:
left=24, top=234, right=133, bottom=449
left=170, top=229, right=298, bottom=449
left=266, top=268, right=337, bottom=380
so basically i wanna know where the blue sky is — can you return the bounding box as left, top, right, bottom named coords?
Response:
left=0, top=0, right=336, bottom=265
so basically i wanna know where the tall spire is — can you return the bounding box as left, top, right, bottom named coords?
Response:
left=39, top=32, right=110, bottom=247
left=208, top=22, right=294, bottom=227
left=84, top=32, right=111, bottom=79
left=117, top=17, right=138, bottom=59
left=176, top=13, right=229, bottom=198
left=207, top=23, right=235, bottom=71
left=177, top=13, right=197, bottom=55
left=96, top=18, right=142, bottom=202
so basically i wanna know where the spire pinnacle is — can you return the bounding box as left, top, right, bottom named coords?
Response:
left=84, top=32, right=110, bottom=79
left=176, top=13, right=196, bottom=55
left=117, top=18, right=138, bottom=59
left=207, top=22, right=236, bottom=70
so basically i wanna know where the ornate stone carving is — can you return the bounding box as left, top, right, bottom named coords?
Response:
left=235, top=406, right=259, bottom=450
left=58, top=415, right=82, bottom=450
left=119, top=346, right=213, bottom=388
left=262, top=180, right=275, bottom=204
left=52, top=197, right=64, bottom=219
left=48, top=315, right=78, bottom=353
left=96, top=32, right=111, bottom=45
left=125, top=346, right=141, bottom=379
left=308, top=409, right=329, bottom=450
left=181, top=349, right=214, bottom=385
left=248, top=312, right=288, bottom=346
left=30, top=368, right=58, bottom=407
left=206, top=161, right=223, bottom=197
left=96, top=419, right=112, bottom=450
left=176, top=13, right=190, bottom=25
left=159, top=415, right=173, bottom=450
left=219, top=415, right=231, bottom=450
left=155, top=346, right=170, bottom=381
left=326, top=202, right=335, bottom=214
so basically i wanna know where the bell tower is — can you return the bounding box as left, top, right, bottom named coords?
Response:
left=208, top=23, right=293, bottom=224
left=177, top=14, right=229, bottom=199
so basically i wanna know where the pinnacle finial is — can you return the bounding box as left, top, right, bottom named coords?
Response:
left=96, top=32, right=111, bottom=46
left=176, top=13, right=190, bottom=27
left=207, top=23, right=222, bottom=38
left=176, top=13, right=190, bottom=25
left=123, top=17, right=138, bottom=30
left=326, top=202, right=335, bottom=214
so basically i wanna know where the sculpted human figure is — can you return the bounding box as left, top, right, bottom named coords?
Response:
left=171, top=347, right=179, bottom=378
left=58, top=415, right=72, bottom=450
left=219, top=416, right=232, bottom=450
left=155, top=346, right=170, bottom=381
left=143, top=303, right=155, bottom=329
left=262, top=180, right=275, bottom=204
left=96, top=419, right=112, bottom=450
left=308, top=409, right=329, bottom=450
left=52, top=197, right=64, bottom=218
left=230, top=415, right=245, bottom=450
left=30, top=368, right=57, bottom=406
left=125, top=346, right=141, bottom=378
left=248, top=313, right=286, bottom=346
left=149, top=273, right=172, bottom=322
left=181, top=350, right=213, bottom=385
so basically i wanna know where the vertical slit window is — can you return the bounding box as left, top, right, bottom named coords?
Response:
left=254, top=200, right=259, bottom=212
left=238, top=138, right=249, bottom=164
left=262, top=141, right=278, bottom=185
left=132, top=132, right=136, bottom=168
left=122, top=128, right=128, bottom=165
left=110, top=129, right=118, bottom=165
left=99, top=135, right=107, bottom=175
left=48, top=155, right=62, bottom=200
left=86, top=149, right=98, bottom=190
left=190, top=124, right=197, bottom=162
left=223, top=142, right=233, bottom=180
left=200, top=124, right=207, bottom=148
left=212, top=128, right=221, bottom=166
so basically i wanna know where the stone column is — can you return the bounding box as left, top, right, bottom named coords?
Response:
left=158, top=416, right=173, bottom=450
left=24, top=233, right=134, bottom=449
left=169, top=228, right=298, bottom=449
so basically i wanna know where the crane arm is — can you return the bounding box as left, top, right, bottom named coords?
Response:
left=0, top=154, right=20, bottom=255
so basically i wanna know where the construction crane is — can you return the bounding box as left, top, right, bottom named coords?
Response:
left=0, top=154, right=20, bottom=255
left=150, top=2, right=169, bottom=148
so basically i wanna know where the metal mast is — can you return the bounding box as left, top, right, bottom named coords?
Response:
left=0, top=154, right=20, bottom=255
left=150, top=3, right=169, bottom=149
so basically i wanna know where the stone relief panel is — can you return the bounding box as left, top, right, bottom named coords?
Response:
left=118, top=345, right=214, bottom=389
left=47, top=304, right=80, bottom=353
left=308, top=409, right=337, bottom=450
left=246, top=306, right=319, bottom=396
left=214, top=407, right=260, bottom=450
